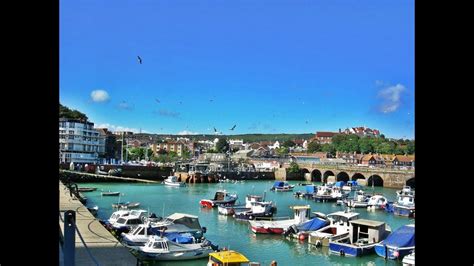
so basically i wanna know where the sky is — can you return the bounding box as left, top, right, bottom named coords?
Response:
left=60, top=0, right=414, bottom=139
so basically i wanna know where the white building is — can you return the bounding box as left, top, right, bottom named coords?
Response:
left=59, top=118, right=105, bottom=164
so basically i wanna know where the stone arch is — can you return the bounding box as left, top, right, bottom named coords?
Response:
left=311, top=169, right=322, bottom=182
left=367, top=175, right=384, bottom=187
left=301, top=168, right=310, bottom=174
left=336, top=172, right=350, bottom=182
left=406, top=177, right=415, bottom=189
left=351, top=173, right=365, bottom=181
left=323, top=171, right=335, bottom=183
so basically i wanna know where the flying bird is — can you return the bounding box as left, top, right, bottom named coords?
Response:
left=213, top=127, right=217, bottom=132
left=229, top=125, right=236, bottom=131
left=155, top=98, right=160, bottom=103
left=137, top=56, right=142, bottom=64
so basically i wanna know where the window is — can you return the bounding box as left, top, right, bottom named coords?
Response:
left=69, top=144, right=74, bottom=150
left=69, top=122, right=75, bottom=128
left=69, top=130, right=74, bottom=135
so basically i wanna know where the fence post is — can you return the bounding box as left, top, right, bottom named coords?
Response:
left=64, top=210, right=76, bottom=266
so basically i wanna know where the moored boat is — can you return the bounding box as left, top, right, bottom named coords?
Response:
left=137, top=235, right=217, bottom=261
left=393, top=186, right=415, bottom=217
left=342, top=181, right=360, bottom=192
left=329, top=219, right=391, bottom=257
left=367, top=194, right=389, bottom=210
left=249, top=205, right=311, bottom=234
left=164, top=176, right=186, bottom=187
left=78, top=187, right=97, bottom=192
left=207, top=250, right=263, bottom=266
left=200, top=190, right=238, bottom=208
left=402, top=251, right=415, bottom=266
left=270, top=181, right=295, bottom=192
left=308, top=210, right=360, bottom=247
left=375, top=224, right=415, bottom=260
left=346, top=190, right=370, bottom=208
left=102, top=191, right=121, bottom=196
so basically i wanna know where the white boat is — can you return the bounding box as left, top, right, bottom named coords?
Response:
left=107, top=209, right=132, bottom=224
left=367, top=194, right=388, bottom=210
left=249, top=205, right=311, bottom=234
left=164, top=176, right=186, bottom=187
left=346, top=190, right=370, bottom=208
left=200, top=190, right=238, bottom=208
left=137, top=235, right=217, bottom=261
left=121, top=213, right=204, bottom=248
left=393, top=186, right=415, bottom=217
left=308, top=210, right=360, bottom=247
left=342, top=181, right=361, bottom=192
left=402, top=251, right=415, bottom=266
left=313, top=184, right=345, bottom=202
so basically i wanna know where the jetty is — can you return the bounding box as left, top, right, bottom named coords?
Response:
left=60, top=169, right=161, bottom=183
left=59, top=181, right=137, bottom=265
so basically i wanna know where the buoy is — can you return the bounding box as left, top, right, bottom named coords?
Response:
left=299, top=234, right=306, bottom=241
left=393, top=250, right=399, bottom=258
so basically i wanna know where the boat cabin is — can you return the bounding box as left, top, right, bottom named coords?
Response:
left=143, top=235, right=170, bottom=252
left=207, top=250, right=252, bottom=266
left=161, top=213, right=203, bottom=230
left=166, top=176, right=179, bottom=182
left=348, top=219, right=388, bottom=245
left=290, top=205, right=311, bottom=223
left=328, top=211, right=360, bottom=225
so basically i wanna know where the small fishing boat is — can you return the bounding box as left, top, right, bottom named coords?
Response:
left=200, top=190, right=238, bottom=208
left=102, top=191, right=121, bottom=196
left=367, top=194, right=389, bottom=210
left=375, top=224, right=415, bottom=260
left=270, top=181, right=294, bottom=192
left=249, top=205, right=311, bottom=234
left=233, top=201, right=275, bottom=220
left=313, top=184, right=345, bottom=202
left=308, top=210, right=360, bottom=247
left=78, top=187, right=97, bottom=192
left=393, top=186, right=415, bottom=217
left=164, top=176, right=186, bottom=187
left=207, top=250, right=258, bottom=266
left=137, top=235, right=217, bottom=261
left=346, top=190, right=370, bottom=208
left=112, top=202, right=141, bottom=209
left=329, top=219, right=391, bottom=257
left=342, top=181, right=360, bottom=192
left=402, top=251, right=415, bottom=266
left=283, top=213, right=329, bottom=240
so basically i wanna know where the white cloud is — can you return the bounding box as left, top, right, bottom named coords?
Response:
left=91, top=90, right=110, bottom=102
left=177, top=130, right=200, bottom=135
left=377, top=83, right=406, bottom=113
left=95, top=123, right=149, bottom=133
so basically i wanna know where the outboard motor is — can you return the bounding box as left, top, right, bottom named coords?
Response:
left=202, top=227, right=207, bottom=233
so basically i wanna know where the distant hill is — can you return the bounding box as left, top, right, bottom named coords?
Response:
left=132, top=133, right=314, bottom=143
left=59, top=103, right=88, bottom=122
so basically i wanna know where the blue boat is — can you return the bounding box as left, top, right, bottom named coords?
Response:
left=329, top=219, right=391, bottom=257
left=270, top=181, right=294, bottom=192
left=304, top=184, right=317, bottom=199
left=375, top=224, right=415, bottom=260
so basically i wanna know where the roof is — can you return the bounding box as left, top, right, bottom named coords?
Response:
left=351, top=219, right=385, bottom=227
left=394, top=155, right=415, bottom=162
left=166, top=213, right=198, bottom=220
left=316, top=132, right=338, bottom=138
left=209, top=251, right=250, bottom=263
left=361, top=154, right=375, bottom=161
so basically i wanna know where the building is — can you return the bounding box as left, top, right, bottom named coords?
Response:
left=342, top=126, right=381, bottom=138
left=392, top=155, right=415, bottom=167
left=229, top=139, right=245, bottom=150
left=59, top=118, right=105, bottom=164
left=313, top=132, right=339, bottom=144
left=155, top=140, right=187, bottom=156
left=96, top=128, right=118, bottom=164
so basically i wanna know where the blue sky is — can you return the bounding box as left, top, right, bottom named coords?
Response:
left=60, top=0, right=414, bottom=139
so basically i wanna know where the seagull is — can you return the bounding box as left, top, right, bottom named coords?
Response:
left=155, top=98, right=160, bottom=103
left=305, top=121, right=308, bottom=124
left=137, top=56, right=142, bottom=64
left=213, top=127, right=217, bottom=133
left=210, top=99, right=213, bottom=102
left=229, top=125, right=236, bottom=131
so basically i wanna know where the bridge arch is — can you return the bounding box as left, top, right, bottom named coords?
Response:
left=352, top=173, right=365, bottom=181
left=323, top=171, right=335, bottom=183
left=406, top=177, right=415, bottom=189
left=311, top=169, right=322, bottom=182
left=301, top=168, right=310, bottom=174
left=336, top=172, right=350, bottom=182
left=367, top=175, right=384, bottom=187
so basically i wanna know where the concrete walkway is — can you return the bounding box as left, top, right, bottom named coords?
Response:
left=59, top=181, right=138, bottom=266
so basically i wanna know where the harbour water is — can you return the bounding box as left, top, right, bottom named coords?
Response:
left=81, top=180, right=413, bottom=266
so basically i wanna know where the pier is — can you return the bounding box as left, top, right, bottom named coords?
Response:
left=60, top=169, right=161, bottom=183
left=59, top=181, right=138, bottom=265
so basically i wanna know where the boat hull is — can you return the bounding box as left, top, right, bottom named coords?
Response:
left=393, top=205, right=415, bottom=217
left=164, top=181, right=186, bottom=187
left=200, top=199, right=237, bottom=208
left=138, top=248, right=213, bottom=261
left=374, top=244, right=415, bottom=260
left=329, top=242, right=376, bottom=257
left=250, top=225, right=285, bottom=234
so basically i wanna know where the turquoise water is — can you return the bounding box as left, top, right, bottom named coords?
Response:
left=81, top=181, right=414, bottom=266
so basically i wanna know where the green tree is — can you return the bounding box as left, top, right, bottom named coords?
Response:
left=307, top=141, right=321, bottom=153
left=321, top=144, right=336, bottom=156
left=60, top=104, right=89, bottom=122
left=282, top=140, right=296, bottom=148
left=358, top=137, right=374, bottom=154
left=276, top=147, right=289, bottom=156
left=215, top=138, right=229, bottom=153
left=406, top=141, right=415, bottom=154
left=288, top=161, right=300, bottom=173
